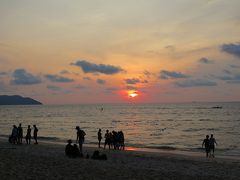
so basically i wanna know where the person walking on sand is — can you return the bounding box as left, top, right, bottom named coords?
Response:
left=33, top=125, right=38, bottom=144
left=202, top=135, right=210, bottom=158
left=17, top=123, right=23, bottom=144
left=25, top=125, right=31, bottom=144
left=97, top=129, right=102, bottom=148
left=76, top=126, right=86, bottom=153
left=209, top=134, right=217, bottom=158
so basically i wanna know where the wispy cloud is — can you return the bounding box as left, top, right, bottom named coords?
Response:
left=0, top=72, right=8, bottom=76
left=216, top=73, right=240, bottom=81
left=47, top=85, right=61, bottom=91
left=221, top=43, right=240, bottom=58
left=126, top=86, right=137, bottom=90
left=96, top=79, right=106, bottom=85
left=125, top=78, right=141, bottom=84
left=75, top=85, right=87, bottom=89
left=230, top=64, right=240, bottom=68
left=11, top=69, right=41, bottom=85
left=72, top=60, right=124, bottom=75
left=59, top=70, right=70, bottom=75
left=45, top=74, right=74, bottom=83
left=83, top=76, right=91, bottom=81
left=199, top=57, right=214, bottom=64
left=159, top=70, right=189, bottom=79
left=175, top=79, right=217, bottom=87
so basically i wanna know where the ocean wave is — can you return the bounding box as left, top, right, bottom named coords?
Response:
left=145, top=146, right=177, bottom=150
left=183, top=128, right=205, bottom=132
left=38, top=136, right=59, bottom=140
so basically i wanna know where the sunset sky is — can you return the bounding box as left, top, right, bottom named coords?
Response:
left=0, top=0, right=240, bottom=104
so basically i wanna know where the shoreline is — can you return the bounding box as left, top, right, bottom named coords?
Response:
left=1, top=135, right=240, bottom=161
left=1, top=138, right=240, bottom=179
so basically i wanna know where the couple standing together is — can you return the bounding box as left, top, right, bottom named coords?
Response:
left=202, top=134, right=217, bottom=158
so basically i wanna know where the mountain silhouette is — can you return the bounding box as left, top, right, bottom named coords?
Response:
left=0, top=95, right=42, bottom=105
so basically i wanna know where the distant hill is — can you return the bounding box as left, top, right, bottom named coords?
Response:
left=0, top=95, right=42, bottom=105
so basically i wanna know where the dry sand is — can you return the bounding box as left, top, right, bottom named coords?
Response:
left=0, top=139, right=240, bottom=180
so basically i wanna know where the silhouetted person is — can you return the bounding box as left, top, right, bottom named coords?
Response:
left=11, top=125, right=18, bottom=144
left=65, top=139, right=74, bottom=158
left=98, top=129, right=102, bottom=148
left=33, top=125, right=38, bottom=144
left=104, top=130, right=110, bottom=149
left=17, top=123, right=23, bottom=144
left=73, top=144, right=81, bottom=158
left=76, top=126, right=86, bottom=153
left=25, top=125, right=31, bottom=144
left=119, top=131, right=125, bottom=150
left=209, top=134, right=217, bottom=157
left=202, top=135, right=210, bottom=158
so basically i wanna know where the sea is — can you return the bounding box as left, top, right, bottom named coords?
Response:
left=0, top=102, right=240, bottom=157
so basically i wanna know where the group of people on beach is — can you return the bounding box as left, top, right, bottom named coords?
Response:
left=9, top=123, right=38, bottom=145
left=65, top=126, right=125, bottom=158
left=98, top=129, right=125, bottom=150
left=202, top=134, right=217, bottom=158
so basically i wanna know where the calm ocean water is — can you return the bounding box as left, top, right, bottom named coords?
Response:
left=0, top=102, right=240, bottom=156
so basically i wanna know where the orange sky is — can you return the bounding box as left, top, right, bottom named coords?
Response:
left=0, top=0, right=240, bottom=104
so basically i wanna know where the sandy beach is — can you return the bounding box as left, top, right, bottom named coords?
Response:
left=0, top=139, right=240, bottom=180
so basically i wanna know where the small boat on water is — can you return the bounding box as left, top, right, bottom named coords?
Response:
left=212, top=106, right=223, bottom=109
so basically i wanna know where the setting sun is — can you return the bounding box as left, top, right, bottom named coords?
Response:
left=128, top=91, right=138, bottom=98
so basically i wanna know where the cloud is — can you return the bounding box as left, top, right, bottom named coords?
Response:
left=126, top=86, right=137, bottom=90
left=60, top=70, right=70, bottom=75
left=104, top=87, right=118, bottom=94
left=223, top=69, right=231, bottom=75
left=0, top=81, right=8, bottom=92
left=96, top=79, right=106, bottom=85
left=230, top=64, right=240, bottom=68
left=83, top=77, right=91, bottom=81
left=226, top=80, right=240, bottom=84
left=75, top=85, right=87, bottom=89
left=159, top=70, right=189, bottom=79
left=11, top=69, right=41, bottom=85
left=45, top=74, right=74, bottom=83
left=143, top=70, right=154, bottom=78
left=175, top=79, right=217, bottom=87
left=72, top=60, right=124, bottom=75
left=221, top=43, right=240, bottom=58
left=216, top=73, right=240, bottom=81
left=199, top=57, right=214, bottom=64
left=47, top=85, right=61, bottom=91
left=0, top=72, right=7, bottom=76
left=125, top=78, right=140, bottom=84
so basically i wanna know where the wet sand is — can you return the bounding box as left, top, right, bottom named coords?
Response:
left=0, top=139, right=240, bottom=180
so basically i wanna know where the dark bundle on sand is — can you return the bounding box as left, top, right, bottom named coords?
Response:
left=91, top=150, right=107, bottom=160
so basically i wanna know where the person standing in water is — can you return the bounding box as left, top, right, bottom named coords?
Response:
left=33, top=125, right=38, bottom=144
left=25, top=125, right=31, bottom=144
left=76, top=126, right=86, bottom=153
left=209, top=134, right=217, bottom=157
left=97, top=129, right=102, bottom=148
left=202, top=135, right=210, bottom=158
